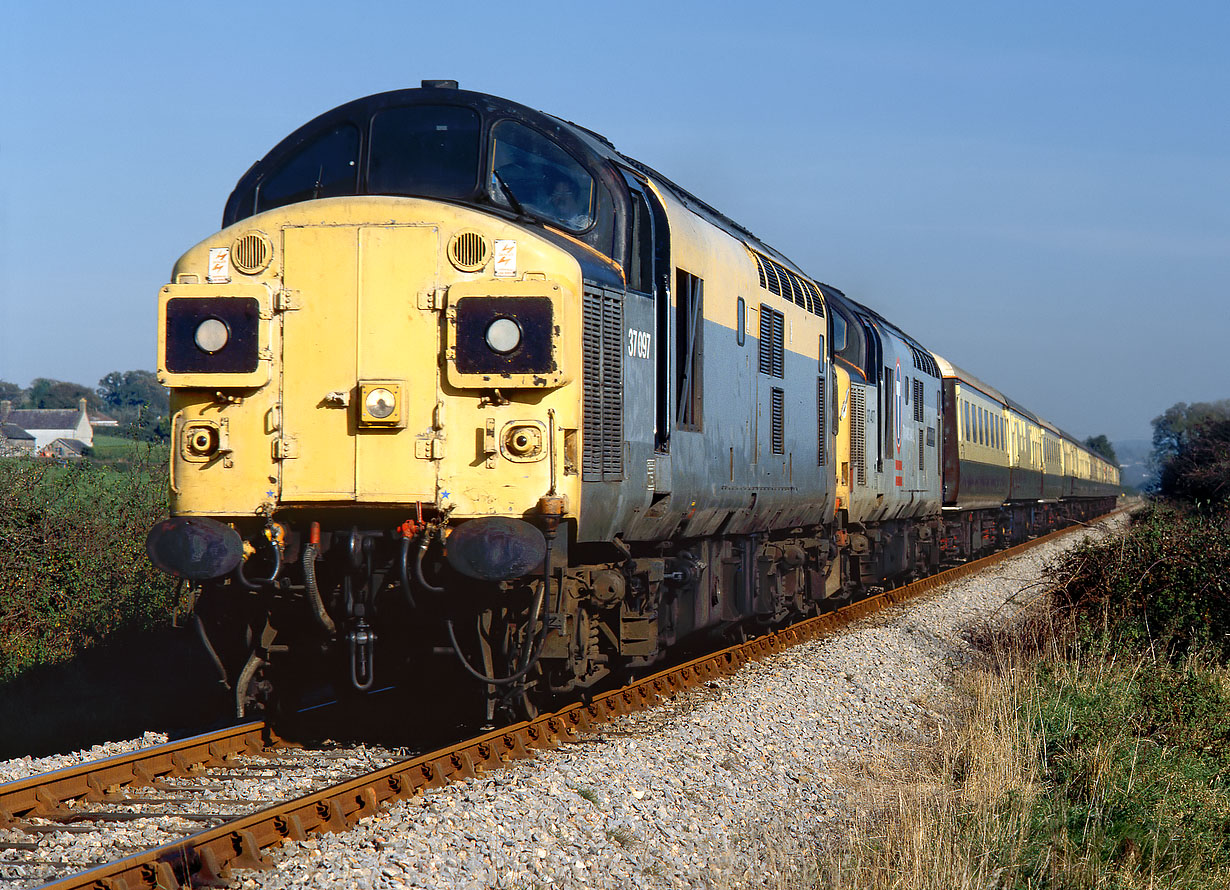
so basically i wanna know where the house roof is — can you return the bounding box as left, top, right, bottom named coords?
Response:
left=4, top=408, right=83, bottom=430
left=1, top=422, right=34, bottom=441
left=49, top=437, right=87, bottom=455
left=89, top=411, right=119, bottom=426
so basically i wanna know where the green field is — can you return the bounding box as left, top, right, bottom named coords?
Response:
left=88, top=430, right=170, bottom=470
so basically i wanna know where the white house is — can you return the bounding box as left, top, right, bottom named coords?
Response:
left=0, top=398, right=95, bottom=449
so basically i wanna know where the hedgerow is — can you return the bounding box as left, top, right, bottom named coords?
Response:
left=0, top=455, right=179, bottom=681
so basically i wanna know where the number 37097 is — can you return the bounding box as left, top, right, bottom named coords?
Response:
left=627, top=328, right=651, bottom=359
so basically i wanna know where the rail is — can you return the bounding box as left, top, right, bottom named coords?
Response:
left=8, top=510, right=1122, bottom=890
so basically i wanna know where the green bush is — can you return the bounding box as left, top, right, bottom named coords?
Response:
left=1052, top=504, right=1230, bottom=662
left=0, top=455, right=179, bottom=681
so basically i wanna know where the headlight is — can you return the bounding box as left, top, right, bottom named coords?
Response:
left=364, top=387, right=396, bottom=419
left=484, top=317, right=522, bottom=354
left=194, top=318, right=230, bottom=353
left=452, top=294, right=555, bottom=378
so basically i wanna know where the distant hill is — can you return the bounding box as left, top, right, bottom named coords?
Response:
left=1114, top=438, right=1152, bottom=491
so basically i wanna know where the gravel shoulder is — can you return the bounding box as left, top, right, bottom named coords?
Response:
left=0, top=514, right=1128, bottom=889
left=237, top=514, right=1128, bottom=890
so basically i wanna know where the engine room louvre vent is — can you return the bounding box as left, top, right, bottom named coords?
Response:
left=758, top=304, right=785, bottom=378
left=913, top=377, right=925, bottom=422
left=447, top=230, right=490, bottom=272
left=582, top=286, right=624, bottom=482
left=231, top=231, right=272, bottom=275
left=770, top=388, right=785, bottom=455
left=817, top=376, right=826, bottom=466
left=851, top=386, right=867, bottom=486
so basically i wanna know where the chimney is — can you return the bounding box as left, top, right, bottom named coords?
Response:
left=0, top=400, right=9, bottom=421
left=79, top=397, right=88, bottom=417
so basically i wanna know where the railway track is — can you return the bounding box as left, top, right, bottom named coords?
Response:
left=0, top=512, right=1122, bottom=890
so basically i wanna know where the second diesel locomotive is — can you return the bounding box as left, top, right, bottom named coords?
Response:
left=146, top=82, right=1120, bottom=719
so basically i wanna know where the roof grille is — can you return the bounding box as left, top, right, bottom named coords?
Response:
left=909, top=344, right=940, bottom=378
left=749, top=249, right=825, bottom=318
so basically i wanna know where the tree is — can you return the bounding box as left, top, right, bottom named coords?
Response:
left=96, top=370, right=171, bottom=441
left=0, top=381, right=23, bottom=404
left=26, top=378, right=100, bottom=410
left=1083, top=434, right=1119, bottom=467
left=1158, top=416, right=1230, bottom=507
left=1150, top=399, right=1230, bottom=500
left=1150, top=400, right=1230, bottom=474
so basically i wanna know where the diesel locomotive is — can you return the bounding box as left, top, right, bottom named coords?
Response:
left=145, top=82, right=1120, bottom=720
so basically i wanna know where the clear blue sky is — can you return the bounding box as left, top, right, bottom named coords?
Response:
left=2, top=0, right=1226, bottom=442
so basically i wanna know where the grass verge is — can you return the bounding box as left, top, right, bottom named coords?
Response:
left=813, top=506, right=1230, bottom=889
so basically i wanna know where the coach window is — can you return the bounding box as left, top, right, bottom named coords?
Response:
left=489, top=121, right=595, bottom=233
left=256, top=123, right=360, bottom=213
left=369, top=105, right=480, bottom=198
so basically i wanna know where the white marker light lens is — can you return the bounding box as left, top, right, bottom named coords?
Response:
left=365, top=387, right=396, bottom=419
left=194, top=318, right=230, bottom=353
left=485, top=317, right=522, bottom=354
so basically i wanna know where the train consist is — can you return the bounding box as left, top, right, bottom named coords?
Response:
left=146, top=83, right=1120, bottom=719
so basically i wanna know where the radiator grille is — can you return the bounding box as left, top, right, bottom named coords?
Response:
left=817, top=376, right=826, bottom=466
left=770, top=387, right=785, bottom=455
left=582, top=287, right=623, bottom=481
left=919, top=433, right=926, bottom=480
left=851, top=386, right=867, bottom=486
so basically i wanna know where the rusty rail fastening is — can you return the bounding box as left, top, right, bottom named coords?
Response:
left=0, top=722, right=272, bottom=831
left=20, top=510, right=1122, bottom=890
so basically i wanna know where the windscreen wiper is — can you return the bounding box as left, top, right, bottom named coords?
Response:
left=492, top=170, right=527, bottom=217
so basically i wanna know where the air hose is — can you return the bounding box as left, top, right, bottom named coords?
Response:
left=234, top=533, right=281, bottom=590
left=444, top=534, right=554, bottom=687
left=302, top=540, right=336, bottom=635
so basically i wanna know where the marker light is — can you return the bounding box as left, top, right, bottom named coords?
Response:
left=484, top=317, right=522, bottom=354
left=364, top=387, right=396, bottom=419
left=194, top=318, right=230, bottom=353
